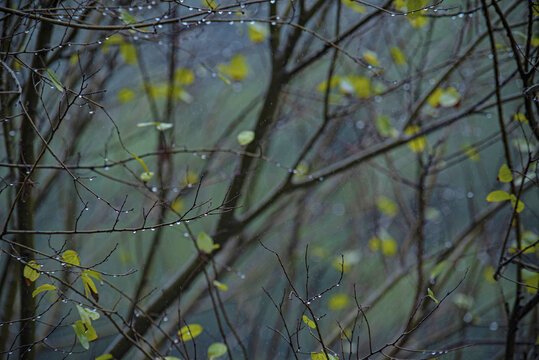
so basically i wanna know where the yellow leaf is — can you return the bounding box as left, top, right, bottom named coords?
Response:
left=343, top=75, right=371, bottom=98
left=509, top=195, right=525, bottom=213
left=178, top=324, right=203, bottom=341
left=522, top=270, right=538, bottom=294
left=62, top=250, right=80, bottom=266
left=213, top=280, right=228, bottom=291
left=32, top=284, right=57, bottom=298
left=531, top=35, right=539, bottom=47
left=117, top=88, right=135, bottom=103
left=461, top=144, right=480, bottom=162
left=96, top=354, right=114, bottom=360
left=24, top=260, right=40, bottom=283
left=328, top=294, right=349, bottom=310
left=247, top=23, right=269, bottom=43
left=483, top=266, right=496, bottom=284
left=217, top=54, right=249, bottom=82
left=376, top=196, right=399, bottom=217
left=390, top=46, right=406, bottom=66
left=375, top=115, right=398, bottom=138
left=172, top=198, right=184, bottom=213
left=363, top=51, right=380, bottom=67
left=369, top=237, right=380, bottom=251
left=81, top=272, right=98, bottom=301
left=197, top=232, right=216, bottom=254
left=342, top=0, right=366, bottom=13
left=294, top=161, right=309, bottom=178
left=317, top=76, right=341, bottom=92
left=84, top=269, right=103, bottom=282
left=119, top=43, right=137, bottom=65
left=404, top=125, right=427, bottom=152
left=427, top=88, right=444, bottom=107
left=302, top=315, right=316, bottom=329
left=381, top=237, right=397, bottom=257
left=408, top=11, right=429, bottom=28
left=497, top=164, right=513, bottom=183
left=183, top=171, right=198, bottom=186
left=513, top=113, right=528, bottom=123
left=175, top=68, right=195, bottom=85
left=486, top=190, right=511, bottom=202
left=201, top=0, right=217, bottom=9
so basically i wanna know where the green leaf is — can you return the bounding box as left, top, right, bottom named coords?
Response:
left=341, top=0, right=365, bottom=13
left=381, top=237, right=397, bottom=257
left=32, top=284, right=56, bottom=298
left=237, top=130, right=255, bottom=146
left=208, top=342, right=228, bottom=359
left=375, top=115, right=397, bottom=138
left=81, top=272, right=99, bottom=301
left=427, top=288, right=439, bottom=304
left=327, top=294, right=349, bottom=310
left=178, top=323, right=203, bottom=341
left=461, top=144, right=480, bottom=162
left=439, top=87, right=461, bottom=107
left=430, top=261, right=447, bottom=280
left=311, top=352, right=338, bottom=360
left=140, top=171, right=154, bottom=182
left=486, top=190, right=511, bottom=202
left=155, top=122, right=173, bottom=131
left=363, top=50, right=380, bottom=67
left=117, top=88, right=135, bottom=103
left=62, top=250, right=80, bottom=266
left=76, top=304, right=91, bottom=327
left=497, top=164, right=513, bottom=183
left=85, top=269, right=103, bottom=282
left=47, top=69, right=63, bottom=91
left=302, top=315, right=316, bottom=329
left=23, top=260, right=40, bottom=283
left=404, top=125, right=427, bottom=152
left=197, top=232, right=218, bottom=254
left=73, top=320, right=90, bottom=350
left=120, top=11, right=136, bottom=25
left=175, top=68, right=195, bottom=85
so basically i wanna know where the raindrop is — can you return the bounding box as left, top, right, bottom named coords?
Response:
left=133, top=231, right=137, bottom=234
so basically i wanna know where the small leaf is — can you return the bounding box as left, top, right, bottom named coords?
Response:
left=461, top=144, right=480, bottom=162
left=117, top=88, right=135, bottom=103
left=217, top=54, right=249, bottom=82
left=85, top=269, right=103, bottom=282
left=237, top=130, right=255, bottom=146
left=96, top=354, right=113, bottom=360
left=175, top=68, right=195, bottom=85
left=486, top=190, right=511, bottom=202
left=427, top=288, right=439, bottom=304
left=131, top=152, right=150, bottom=174
left=509, top=195, right=525, bottom=213
left=439, top=87, right=461, bottom=107
left=197, top=232, right=215, bottom=254
left=302, top=315, right=316, bottom=329
left=172, top=198, right=184, bottom=213
left=368, top=237, right=380, bottom=251
left=513, top=113, right=528, bottom=123
left=376, top=196, right=398, bottom=217
left=341, top=0, right=365, bottom=13
left=120, top=11, right=136, bottom=25
left=247, top=23, right=269, bottom=43
left=363, top=50, right=380, bottom=67
left=62, top=250, right=80, bottom=266
left=76, top=304, right=91, bottom=327
left=213, top=280, right=228, bottom=291
left=430, top=261, right=447, bottom=280
left=404, top=125, right=427, bottom=152
left=81, top=272, right=99, bottom=302
left=120, top=43, right=137, bottom=65
left=47, top=69, right=64, bottom=91
left=390, top=46, right=406, bottom=66
left=328, top=294, right=349, bottom=310
left=156, top=122, right=173, bottom=131
left=483, top=266, right=496, bottom=284
left=381, top=237, right=397, bottom=257
left=140, top=171, right=154, bottom=182
left=311, top=352, right=338, bottom=360
left=23, top=260, right=40, bottom=283
left=207, top=342, right=227, bottom=359
left=427, top=88, right=444, bottom=107
left=497, top=164, right=513, bottom=183
left=72, top=320, right=89, bottom=350
left=178, top=324, right=203, bottom=341
left=375, top=115, right=398, bottom=138
left=202, top=0, right=217, bottom=9
left=32, top=284, right=56, bottom=298
left=183, top=171, right=199, bottom=186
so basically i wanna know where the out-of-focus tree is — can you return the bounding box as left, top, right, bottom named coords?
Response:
left=0, top=0, right=537, bottom=359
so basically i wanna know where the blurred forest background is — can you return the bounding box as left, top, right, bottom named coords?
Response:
left=0, top=0, right=538, bottom=359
